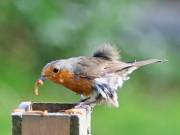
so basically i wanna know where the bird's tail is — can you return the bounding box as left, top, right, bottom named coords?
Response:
left=132, top=59, right=167, bottom=68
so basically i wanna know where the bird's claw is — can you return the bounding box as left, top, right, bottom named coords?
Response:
left=63, top=103, right=93, bottom=115
left=64, top=108, right=84, bottom=115
left=75, top=103, right=93, bottom=113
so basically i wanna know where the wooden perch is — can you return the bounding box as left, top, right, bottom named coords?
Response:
left=12, top=102, right=91, bottom=135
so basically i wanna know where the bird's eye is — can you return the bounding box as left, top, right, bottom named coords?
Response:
left=53, top=68, right=59, bottom=73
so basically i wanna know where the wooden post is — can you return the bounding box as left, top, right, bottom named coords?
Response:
left=12, top=102, right=91, bottom=135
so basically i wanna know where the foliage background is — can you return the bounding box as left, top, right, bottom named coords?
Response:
left=0, top=0, right=180, bottom=135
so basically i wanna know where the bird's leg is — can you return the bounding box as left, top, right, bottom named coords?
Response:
left=75, top=94, right=103, bottom=111
left=75, top=100, right=96, bottom=112
left=80, top=97, right=90, bottom=102
left=64, top=98, right=96, bottom=115
left=77, top=100, right=97, bottom=107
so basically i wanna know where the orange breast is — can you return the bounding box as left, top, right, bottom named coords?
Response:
left=51, top=70, right=93, bottom=96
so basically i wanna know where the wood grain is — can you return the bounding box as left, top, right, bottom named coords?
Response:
left=22, top=115, right=70, bottom=135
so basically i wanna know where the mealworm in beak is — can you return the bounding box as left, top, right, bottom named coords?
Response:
left=34, top=79, right=44, bottom=95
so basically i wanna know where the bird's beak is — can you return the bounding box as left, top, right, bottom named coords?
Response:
left=38, top=75, right=47, bottom=82
left=34, top=76, right=47, bottom=96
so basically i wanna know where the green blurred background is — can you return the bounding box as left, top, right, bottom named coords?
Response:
left=0, top=0, right=180, bottom=135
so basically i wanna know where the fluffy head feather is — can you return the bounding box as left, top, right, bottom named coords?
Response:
left=93, top=44, right=120, bottom=60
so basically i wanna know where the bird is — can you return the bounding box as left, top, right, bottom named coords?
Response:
left=34, top=44, right=166, bottom=113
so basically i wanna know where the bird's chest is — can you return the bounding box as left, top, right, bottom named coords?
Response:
left=52, top=70, right=93, bottom=96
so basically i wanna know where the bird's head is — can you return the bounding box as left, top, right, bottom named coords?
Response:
left=34, top=60, right=62, bottom=95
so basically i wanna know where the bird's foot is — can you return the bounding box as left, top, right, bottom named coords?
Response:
left=75, top=102, right=95, bottom=113
left=64, top=103, right=93, bottom=115
left=64, top=108, right=85, bottom=115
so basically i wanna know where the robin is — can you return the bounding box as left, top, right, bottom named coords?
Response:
left=34, top=44, right=166, bottom=113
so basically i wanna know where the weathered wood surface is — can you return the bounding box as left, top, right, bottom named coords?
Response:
left=12, top=102, right=91, bottom=135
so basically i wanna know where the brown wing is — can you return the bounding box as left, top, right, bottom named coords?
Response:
left=74, top=56, right=131, bottom=79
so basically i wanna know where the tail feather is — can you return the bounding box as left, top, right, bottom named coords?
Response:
left=132, top=59, right=167, bottom=68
